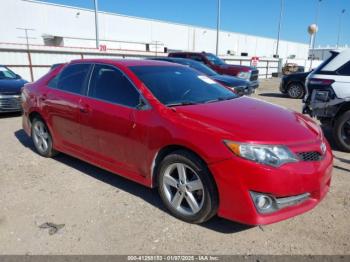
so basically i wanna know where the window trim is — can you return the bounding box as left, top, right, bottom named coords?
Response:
left=86, top=62, right=151, bottom=110
left=47, top=62, right=93, bottom=97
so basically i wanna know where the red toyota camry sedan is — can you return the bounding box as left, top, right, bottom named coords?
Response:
left=21, top=59, right=333, bottom=225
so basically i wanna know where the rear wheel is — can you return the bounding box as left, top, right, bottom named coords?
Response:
left=333, top=111, right=350, bottom=152
left=287, top=82, right=305, bottom=99
left=31, top=117, right=58, bottom=157
left=157, top=150, right=218, bottom=224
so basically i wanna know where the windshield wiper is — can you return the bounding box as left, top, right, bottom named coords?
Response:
left=166, top=101, right=198, bottom=107
left=204, top=96, right=236, bottom=104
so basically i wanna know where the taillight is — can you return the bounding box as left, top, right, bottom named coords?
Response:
left=308, top=78, right=334, bottom=86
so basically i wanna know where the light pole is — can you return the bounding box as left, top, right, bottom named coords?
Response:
left=275, top=0, right=284, bottom=58
left=336, top=9, right=346, bottom=48
left=16, top=28, right=35, bottom=50
left=16, top=28, right=35, bottom=82
left=215, top=0, right=221, bottom=56
left=312, top=0, right=322, bottom=51
left=94, top=0, right=100, bottom=49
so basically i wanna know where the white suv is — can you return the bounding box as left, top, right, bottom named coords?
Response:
left=303, top=49, right=350, bottom=152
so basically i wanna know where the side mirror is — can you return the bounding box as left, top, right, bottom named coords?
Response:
left=136, top=97, right=150, bottom=110
left=15, top=74, right=21, bottom=79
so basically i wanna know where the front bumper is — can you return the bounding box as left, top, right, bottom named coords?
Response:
left=248, top=80, right=259, bottom=90
left=0, top=94, right=22, bottom=112
left=279, top=78, right=287, bottom=93
left=237, top=86, right=255, bottom=96
left=209, top=142, right=333, bottom=225
left=237, top=81, right=259, bottom=96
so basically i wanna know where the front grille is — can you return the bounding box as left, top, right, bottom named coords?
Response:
left=250, top=70, right=259, bottom=81
left=0, top=95, right=22, bottom=111
left=297, top=151, right=322, bottom=162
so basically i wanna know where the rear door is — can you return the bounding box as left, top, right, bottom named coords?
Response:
left=43, top=63, right=91, bottom=153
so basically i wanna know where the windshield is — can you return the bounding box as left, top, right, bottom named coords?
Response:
left=186, top=62, right=217, bottom=76
left=130, top=66, right=236, bottom=106
left=204, top=53, right=226, bottom=66
left=0, top=66, right=17, bottom=80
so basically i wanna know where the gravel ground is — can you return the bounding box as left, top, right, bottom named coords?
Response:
left=0, top=78, right=349, bottom=255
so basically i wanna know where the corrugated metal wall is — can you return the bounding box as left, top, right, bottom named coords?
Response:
left=0, top=45, right=281, bottom=81
left=1, top=0, right=309, bottom=59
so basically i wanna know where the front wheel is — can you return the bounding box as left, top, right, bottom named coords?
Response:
left=287, top=82, right=305, bottom=99
left=157, top=150, right=218, bottom=224
left=333, top=111, right=350, bottom=152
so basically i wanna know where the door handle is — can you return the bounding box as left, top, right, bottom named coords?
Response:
left=79, top=105, right=90, bottom=113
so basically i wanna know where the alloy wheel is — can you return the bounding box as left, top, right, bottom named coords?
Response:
left=162, top=163, right=205, bottom=216
left=288, top=83, right=303, bottom=98
left=32, top=120, right=50, bottom=153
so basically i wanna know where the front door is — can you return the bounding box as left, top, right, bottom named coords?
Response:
left=79, top=64, right=148, bottom=174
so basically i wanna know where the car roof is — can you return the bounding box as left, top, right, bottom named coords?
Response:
left=150, top=57, right=197, bottom=65
left=170, top=51, right=205, bottom=54
left=69, top=58, right=181, bottom=67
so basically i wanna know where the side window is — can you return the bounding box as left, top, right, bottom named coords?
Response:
left=338, top=61, right=350, bottom=76
left=88, top=64, right=140, bottom=107
left=56, top=64, right=91, bottom=94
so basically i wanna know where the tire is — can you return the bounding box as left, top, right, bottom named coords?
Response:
left=333, top=111, right=350, bottom=152
left=31, top=117, right=58, bottom=157
left=157, top=150, right=218, bottom=224
left=287, top=82, right=305, bottom=99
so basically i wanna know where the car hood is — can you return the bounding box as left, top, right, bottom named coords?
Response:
left=175, top=97, right=321, bottom=144
left=211, top=74, right=248, bottom=87
left=0, top=78, right=28, bottom=93
left=219, top=64, right=254, bottom=72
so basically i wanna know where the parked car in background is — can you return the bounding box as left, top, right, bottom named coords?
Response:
left=282, top=63, right=305, bottom=75
left=0, top=65, right=27, bottom=113
left=22, top=59, right=332, bottom=225
left=168, top=52, right=259, bottom=86
left=149, top=57, right=255, bottom=96
left=280, top=71, right=310, bottom=99
left=303, top=49, right=350, bottom=152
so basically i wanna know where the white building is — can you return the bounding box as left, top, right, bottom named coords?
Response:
left=309, top=45, right=349, bottom=60
left=0, top=0, right=309, bottom=59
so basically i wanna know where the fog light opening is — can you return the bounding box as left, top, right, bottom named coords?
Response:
left=255, top=195, right=273, bottom=210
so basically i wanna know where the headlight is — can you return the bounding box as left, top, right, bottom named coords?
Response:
left=237, top=71, right=251, bottom=80
left=21, top=92, right=26, bottom=102
left=224, top=140, right=299, bottom=167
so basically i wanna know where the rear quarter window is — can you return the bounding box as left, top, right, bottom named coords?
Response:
left=56, top=64, right=91, bottom=95
left=337, top=61, right=350, bottom=76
